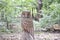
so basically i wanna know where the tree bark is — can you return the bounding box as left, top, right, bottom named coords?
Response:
left=37, top=0, right=42, bottom=13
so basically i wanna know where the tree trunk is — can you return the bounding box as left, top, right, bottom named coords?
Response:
left=21, top=11, right=34, bottom=40
left=37, top=0, right=42, bottom=13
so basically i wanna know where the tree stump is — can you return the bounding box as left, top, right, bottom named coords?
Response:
left=21, top=11, right=34, bottom=40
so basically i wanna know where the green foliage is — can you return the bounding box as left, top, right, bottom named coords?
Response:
left=38, top=0, right=60, bottom=28
left=0, top=0, right=37, bottom=22
left=0, top=0, right=60, bottom=31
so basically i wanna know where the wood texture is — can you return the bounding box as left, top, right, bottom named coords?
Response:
left=21, top=11, right=34, bottom=40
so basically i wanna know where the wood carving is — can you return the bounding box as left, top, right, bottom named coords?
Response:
left=21, top=11, right=34, bottom=40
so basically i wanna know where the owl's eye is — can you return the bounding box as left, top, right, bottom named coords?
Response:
left=27, top=13, right=30, bottom=16
left=27, top=13, right=30, bottom=18
left=23, top=13, right=25, bottom=15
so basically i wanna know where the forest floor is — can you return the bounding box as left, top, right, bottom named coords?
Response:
left=35, top=32, right=60, bottom=40
left=0, top=32, right=60, bottom=40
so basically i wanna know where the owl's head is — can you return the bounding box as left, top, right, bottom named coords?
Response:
left=21, top=10, right=31, bottom=18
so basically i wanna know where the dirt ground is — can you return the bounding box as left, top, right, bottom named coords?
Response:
left=0, top=32, right=60, bottom=40
left=35, top=32, right=60, bottom=40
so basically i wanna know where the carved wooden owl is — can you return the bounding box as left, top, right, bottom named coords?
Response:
left=21, top=11, right=34, bottom=38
